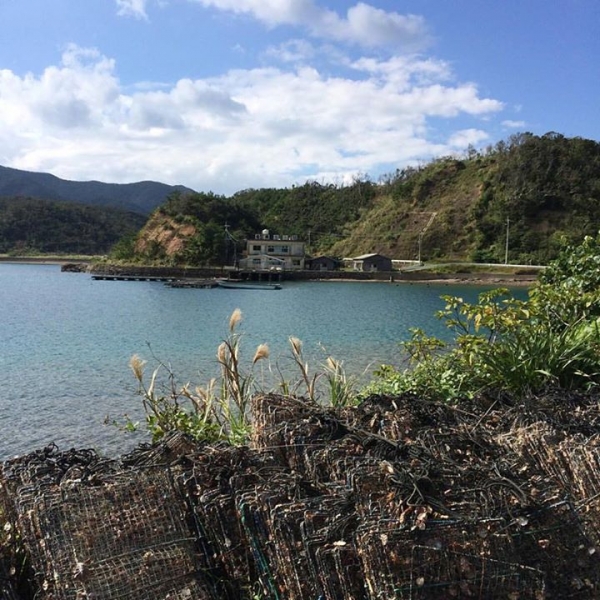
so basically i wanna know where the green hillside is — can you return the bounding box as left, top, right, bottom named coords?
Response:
left=326, top=132, right=600, bottom=264
left=125, top=132, right=600, bottom=266
left=0, top=197, right=146, bottom=255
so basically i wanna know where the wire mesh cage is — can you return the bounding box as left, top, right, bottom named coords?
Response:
left=5, top=392, right=600, bottom=598
left=356, top=521, right=545, bottom=599
left=6, top=465, right=211, bottom=600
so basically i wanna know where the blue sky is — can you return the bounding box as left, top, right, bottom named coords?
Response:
left=0, top=0, right=598, bottom=194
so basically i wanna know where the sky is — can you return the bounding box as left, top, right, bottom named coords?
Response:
left=0, top=1, right=598, bottom=195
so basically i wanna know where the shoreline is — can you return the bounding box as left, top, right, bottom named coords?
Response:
left=1, top=258, right=539, bottom=286
left=0, top=256, right=92, bottom=265
left=312, top=276, right=536, bottom=286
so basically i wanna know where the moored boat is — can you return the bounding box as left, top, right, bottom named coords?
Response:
left=217, top=280, right=281, bottom=290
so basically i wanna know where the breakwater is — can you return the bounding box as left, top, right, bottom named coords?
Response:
left=67, top=262, right=538, bottom=285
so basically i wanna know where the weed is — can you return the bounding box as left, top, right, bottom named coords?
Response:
left=128, top=309, right=357, bottom=444
left=368, top=235, right=600, bottom=402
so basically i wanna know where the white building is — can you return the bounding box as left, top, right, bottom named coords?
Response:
left=240, top=230, right=306, bottom=270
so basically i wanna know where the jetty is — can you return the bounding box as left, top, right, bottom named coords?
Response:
left=78, top=263, right=540, bottom=286
left=166, top=279, right=219, bottom=289
left=91, top=274, right=177, bottom=282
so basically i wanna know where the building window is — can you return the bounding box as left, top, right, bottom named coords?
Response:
left=252, top=245, right=261, bottom=252
left=267, top=245, right=275, bottom=253
left=252, top=258, right=261, bottom=265
left=292, top=259, right=301, bottom=266
left=281, top=245, right=289, bottom=254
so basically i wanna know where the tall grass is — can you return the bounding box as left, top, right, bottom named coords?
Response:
left=128, top=309, right=357, bottom=444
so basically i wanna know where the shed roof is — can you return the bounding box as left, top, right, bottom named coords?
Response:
left=352, top=253, right=388, bottom=260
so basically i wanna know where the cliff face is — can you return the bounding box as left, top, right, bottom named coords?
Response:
left=134, top=214, right=197, bottom=258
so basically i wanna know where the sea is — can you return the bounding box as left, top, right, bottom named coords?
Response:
left=0, top=263, right=528, bottom=460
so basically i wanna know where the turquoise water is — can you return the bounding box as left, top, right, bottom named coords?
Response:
left=0, top=263, right=527, bottom=459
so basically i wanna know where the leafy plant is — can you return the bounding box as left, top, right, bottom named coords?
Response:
left=367, top=235, right=600, bottom=402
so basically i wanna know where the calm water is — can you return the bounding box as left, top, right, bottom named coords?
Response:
left=0, top=263, right=526, bottom=459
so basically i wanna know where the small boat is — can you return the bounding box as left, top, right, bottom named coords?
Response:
left=166, top=279, right=218, bottom=289
left=217, top=280, right=282, bottom=290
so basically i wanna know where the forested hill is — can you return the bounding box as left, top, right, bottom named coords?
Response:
left=0, top=197, right=146, bottom=255
left=128, top=132, right=600, bottom=266
left=0, top=165, right=193, bottom=215
left=4, top=132, right=600, bottom=263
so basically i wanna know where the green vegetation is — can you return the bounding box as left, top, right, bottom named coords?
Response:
left=116, top=180, right=375, bottom=264
left=0, top=165, right=189, bottom=214
left=0, top=196, right=146, bottom=255
left=128, top=309, right=357, bottom=445
left=365, top=233, right=600, bottom=402
left=123, top=132, right=600, bottom=267
left=332, top=132, right=600, bottom=263
left=127, top=234, right=600, bottom=445
left=4, top=132, right=600, bottom=265
left=233, top=178, right=376, bottom=248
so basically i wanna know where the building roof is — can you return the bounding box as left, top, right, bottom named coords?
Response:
left=352, top=253, right=389, bottom=260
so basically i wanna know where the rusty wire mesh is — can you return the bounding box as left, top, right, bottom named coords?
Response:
left=1, top=446, right=210, bottom=600
left=5, top=392, right=600, bottom=598
left=356, top=520, right=545, bottom=599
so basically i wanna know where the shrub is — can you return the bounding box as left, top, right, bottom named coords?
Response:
left=367, top=234, right=600, bottom=402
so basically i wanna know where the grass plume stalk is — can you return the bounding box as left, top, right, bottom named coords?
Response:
left=287, top=336, right=319, bottom=401
left=324, top=356, right=356, bottom=408
left=128, top=309, right=357, bottom=445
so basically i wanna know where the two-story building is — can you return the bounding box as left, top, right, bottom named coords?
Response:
left=240, top=230, right=306, bottom=271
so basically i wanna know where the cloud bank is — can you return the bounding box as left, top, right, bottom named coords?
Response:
left=0, top=3, right=504, bottom=193
left=192, top=0, right=430, bottom=50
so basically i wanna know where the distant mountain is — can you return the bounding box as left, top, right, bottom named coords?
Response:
left=0, top=165, right=194, bottom=215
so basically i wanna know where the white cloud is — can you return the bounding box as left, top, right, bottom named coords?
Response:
left=190, top=0, right=321, bottom=27
left=264, top=39, right=317, bottom=64
left=0, top=45, right=504, bottom=194
left=192, top=0, right=429, bottom=50
left=502, top=119, right=526, bottom=128
left=116, top=0, right=149, bottom=20
left=328, top=3, right=428, bottom=50
left=447, top=129, right=489, bottom=148
left=351, top=56, right=452, bottom=91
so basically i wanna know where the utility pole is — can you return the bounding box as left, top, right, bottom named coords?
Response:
left=504, top=217, right=510, bottom=265
left=418, top=233, right=423, bottom=264
left=224, top=223, right=238, bottom=267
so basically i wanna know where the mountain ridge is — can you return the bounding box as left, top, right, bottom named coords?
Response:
left=4, top=132, right=600, bottom=264
left=0, top=165, right=194, bottom=215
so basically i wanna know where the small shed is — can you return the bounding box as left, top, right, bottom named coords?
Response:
left=352, top=253, right=392, bottom=272
left=308, top=256, right=340, bottom=271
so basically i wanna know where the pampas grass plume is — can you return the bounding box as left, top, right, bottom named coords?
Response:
left=253, top=343, right=270, bottom=364
left=229, top=308, right=242, bottom=332
left=129, top=354, right=146, bottom=381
